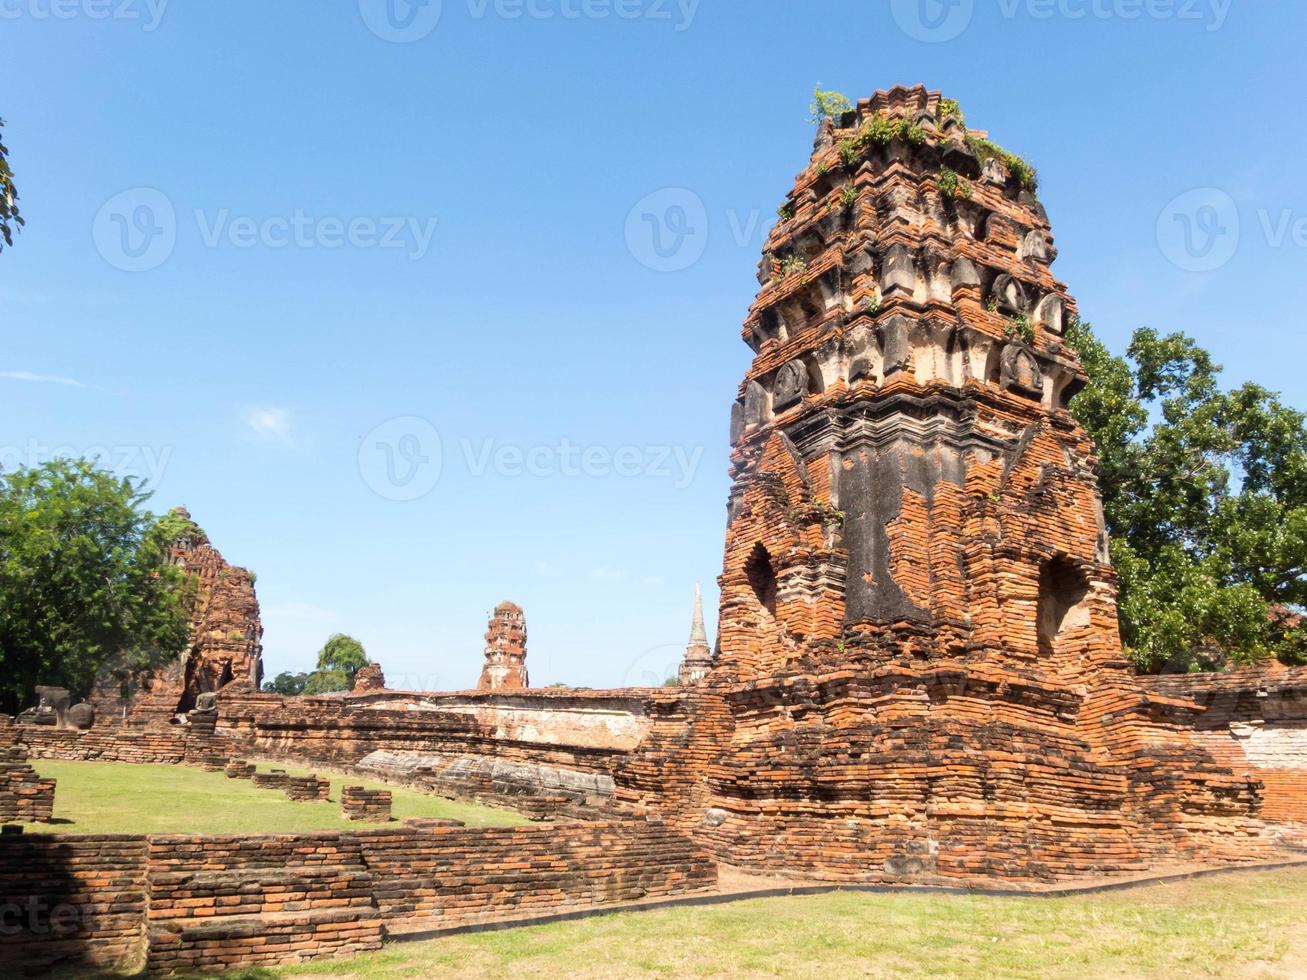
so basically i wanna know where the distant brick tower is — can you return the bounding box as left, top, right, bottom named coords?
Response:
left=685, top=86, right=1264, bottom=880
left=678, top=583, right=713, bottom=686
left=478, top=602, right=529, bottom=691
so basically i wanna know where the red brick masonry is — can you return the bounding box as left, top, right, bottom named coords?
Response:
left=0, top=820, right=716, bottom=975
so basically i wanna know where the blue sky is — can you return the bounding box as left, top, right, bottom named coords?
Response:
left=2, top=0, right=1304, bottom=689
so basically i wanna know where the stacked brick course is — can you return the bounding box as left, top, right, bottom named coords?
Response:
left=224, top=759, right=256, bottom=779
left=0, top=821, right=715, bottom=974
left=342, top=786, right=392, bottom=822
left=252, top=769, right=289, bottom=790
left=285, top=774, right=331, bottom=801
left=0, top=834, right=149, bottom=974
left=0, top=745, right=55, bottom=824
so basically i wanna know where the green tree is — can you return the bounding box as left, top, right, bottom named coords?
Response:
left=0, top=117, right=22, bottom=252
left=0, top=460, right=192, bottom=710
left=808, top=87, right=852, bottom=126
left=263, top=671, right=309, bottom=696
left=301, top=633, right=367, bottom=694
left=1066, top=322, right=1307, bottom=671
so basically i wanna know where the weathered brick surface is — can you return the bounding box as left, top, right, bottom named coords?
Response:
left=1141, top=666, right=1307, bottom=827
left=251, top=769, right=289, bottom=790
left=285, top=774, right=331, bottom=801
left=0, top=745, right=55, bottom=824
left=360, top=819, right=718, bottom=923
left=342, top=786, right=391, bottom=822
left=478, top=601, right=529, bottom=691
left=0, top=822, right=716, bottom=975
left=0, top=833, right=149, bottom=974
left=91, top=509, right=263, bottom=726
left=224, top=759, right=256, bottom=779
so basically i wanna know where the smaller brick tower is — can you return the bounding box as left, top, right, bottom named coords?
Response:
left=679, top=584, right=713, bottom=686
left=478, top=602, right=529, bottom=691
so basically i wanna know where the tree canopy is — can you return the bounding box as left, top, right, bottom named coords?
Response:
left=299, top=634, right=368, bottom=694
left=0, top=116, right=21, bottom=252
left=0, top=460, right=192, bottom=711
left=1066, top=321, right=1307, bottom=672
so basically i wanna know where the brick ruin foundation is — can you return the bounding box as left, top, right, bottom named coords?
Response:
left=342, top=786, right=392, bottom=822
left=3, top=85, right=1306, bottom=975
left=0, top=819, right=714, bottom=975
left=0, top=744, right=55, bottom=824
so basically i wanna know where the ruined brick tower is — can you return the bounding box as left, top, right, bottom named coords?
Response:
left=478, top=602, right=529, bottom=691
left=686, top=86, right=1267, bottom=880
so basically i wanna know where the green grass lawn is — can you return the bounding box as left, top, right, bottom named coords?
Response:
left=229, top=867, right=1307, bottom=980
left=22, top=759, right=525, bottom=835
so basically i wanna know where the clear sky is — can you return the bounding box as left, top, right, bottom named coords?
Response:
left=3, top=0, right=1304, bottom=690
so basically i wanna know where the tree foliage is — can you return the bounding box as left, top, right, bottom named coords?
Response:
left=1066, top=321, right=1307, bottom=672
left=263, top=671, right=309, bottom=696
left=299, top=633, right=368, bottom=694
left=0, top=117, right=22, bottom=252
left=0, top=460, right=192, bottom=710
left=808, top=87, right=852, bottom=126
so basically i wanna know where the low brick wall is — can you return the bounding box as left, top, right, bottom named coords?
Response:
left=285, top=775, right=331, bottom=801
left=0, top=819, right=716, bottom=974
left=251, top=769, right=289, bottom=790
left=15, top=725, right=207, bottom=765
left=343, top=786, right=391, bottom=822
left=0, top=745, right=56, bottom=824
left=0, top=834, right=149, bottom=974
left=362, top=819, right=719, bottom=924
left=224, top=759, right=256, bottom=779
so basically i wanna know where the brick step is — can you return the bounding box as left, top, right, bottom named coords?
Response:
left=146, top=906, right=384, bottom=973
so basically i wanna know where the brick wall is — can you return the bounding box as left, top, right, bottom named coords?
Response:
left=0, top=834, right=149, bottom=974
left=360, top=820, right=717, bottom=923
left=1141, top=667, right=1307, bottom=829
left=0, top=819, right=716, bottom=974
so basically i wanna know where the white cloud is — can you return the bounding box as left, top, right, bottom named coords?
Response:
left=589, top=566, right=627, bottom=583
left=242, top=406, right=294, bottom=444
left=534, top=560, right=563, bottom=579
left=641, top=575, right=665, bottom=587
left=0, top=370, right=94, bottom=389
